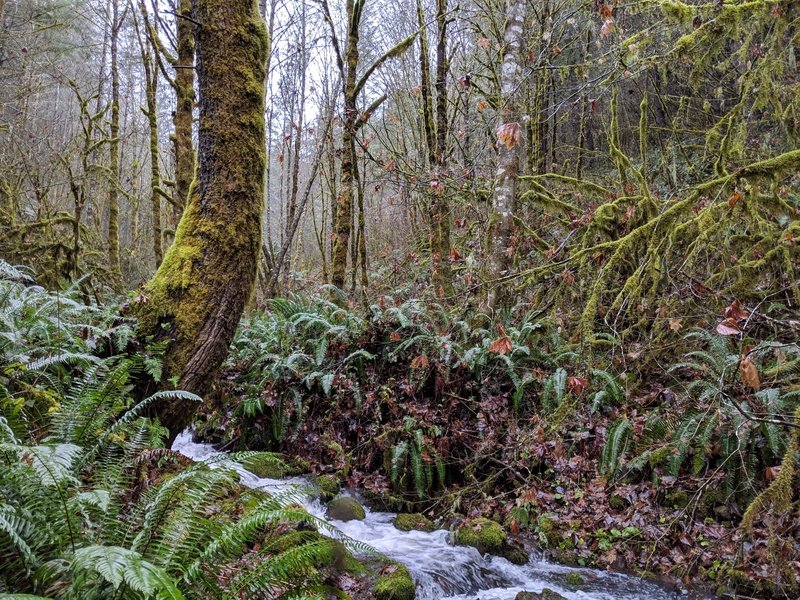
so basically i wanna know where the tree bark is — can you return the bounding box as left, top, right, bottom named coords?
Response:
left=107, top=0, right=122, bottom=283
left=171, top=0, right=195, bottom=227
left=430, top=0, right=452, bottom=296
left=486, top=0, right=525, bottom=310
left=137, top=21, right=163, bottom=266
left=135, top=0, right=268, bottom=438
left=330, top=0, right=360, bottom=291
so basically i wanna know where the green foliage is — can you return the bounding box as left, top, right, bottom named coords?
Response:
left=0, top=268, right=365, bottom=598
left=622, top=329, right=799, bottom=501
left=600, top=418, right=632, bottom=480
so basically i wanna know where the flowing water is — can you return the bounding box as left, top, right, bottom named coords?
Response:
left=173, top=432, right=682, bottom=600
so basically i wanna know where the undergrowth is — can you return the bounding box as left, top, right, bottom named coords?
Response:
left=0, top=262, right=369, bottom=599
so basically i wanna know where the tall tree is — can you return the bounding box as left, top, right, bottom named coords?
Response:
left=107, top=0, right=123, bottom=283
left=135, top=0, right=268, bottom=438
left=485, top=0, right=525, bottom=310
left=133, top=3, right=163, bottom=267
left=427, top=0, right=452, bottom=296
left=171, top=0, right=195, bottom=222
left=319, top=0, right=416, bottom=292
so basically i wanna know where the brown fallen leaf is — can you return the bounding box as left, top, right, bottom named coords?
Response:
left=739, top=356, right=760, bottom=391
left=488, top=325, right=513, bottom=355
left=716, top=318, right=742, bottom=336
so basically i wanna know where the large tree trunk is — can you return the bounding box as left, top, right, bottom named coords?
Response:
left=485, top=0, right=526, bottom=311
left=135, top=0, right=268, bottom=438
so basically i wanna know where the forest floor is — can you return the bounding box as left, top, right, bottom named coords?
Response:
left=192, top=293, right=800, bottom=599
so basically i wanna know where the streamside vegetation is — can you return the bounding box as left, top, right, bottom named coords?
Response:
left=0, top=264, right=392, bottom=598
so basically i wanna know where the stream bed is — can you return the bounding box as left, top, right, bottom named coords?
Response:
left=173, top=432, right=682, bottom=600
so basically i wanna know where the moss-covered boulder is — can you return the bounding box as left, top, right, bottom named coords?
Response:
left=374, top=563, right=415, bottom=600
left=564, top=572, right=584, bottom=587
left=502, top=545, right=530, bottom=565
left=515, top=590, right=567, bottom=600
left=455, top=518, right=506, bottom=554
left=287, top=456, right=312, bottom=475
left=241, top=452, right=286, bottom=478
left=394, top=513, right=435, bottom=532
left=315, top=473, right=341, bottom=501
left=454, top=518, right=529, bottom=564
left=326, top=496, right=366, bottom=521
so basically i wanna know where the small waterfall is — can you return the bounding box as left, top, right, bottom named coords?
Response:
left=173, top=432, right=680, bottom=600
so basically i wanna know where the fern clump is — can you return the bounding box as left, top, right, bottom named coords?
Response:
left=0, top=270, right=370, bottom=598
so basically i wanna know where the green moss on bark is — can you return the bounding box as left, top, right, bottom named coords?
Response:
left=133, top=0, right=268, bottom=438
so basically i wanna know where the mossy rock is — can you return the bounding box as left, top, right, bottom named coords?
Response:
left=455, top=518, right=507, bottom=554
left=315, top=473, right=342, bottom=500
left=537, top=513, right=560, bottom=547
left=326, top=496, right=366, bottom=522
left=699, top=489, right=723, bottom=519
left=564, top=572, right=584, bottom=587
left=501, top=545, right=530, bottom=565
left=287, top=456, right=312, bottom=475
left=268, top=529, right=327, bottom=554
left=394, top=513, right=435, bottom=532
left=239, top=488, right=273, bottom=516
left=241, top=453, right=287, bottom=478
left=515, top=590, right=567, bottom=600
left=552, top=548, right=582, bottom=567
left=374, top=563, right=415, bottom=600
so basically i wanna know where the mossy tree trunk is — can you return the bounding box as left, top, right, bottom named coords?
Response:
left=430, top=0, right=452, bottom=297
left=485, top=0, right=526, bottom=310
left=133, top=6, right=163, bottom=266
left=329, top=0, right=360, bottom=291
left=320, top=0, right=415, bottom=294
left=135, top=0, right=267, bottom=438
left=171, top=0, right=195, bottom=228
left=417, top=0, right=453, bottom=298
left=107, top=0, right=122, bottom=284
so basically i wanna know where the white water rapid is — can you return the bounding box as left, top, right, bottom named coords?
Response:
left=173, top=432, right=682, bottom=600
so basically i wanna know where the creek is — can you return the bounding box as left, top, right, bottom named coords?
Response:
left=173, top=432, right=680, bottom=600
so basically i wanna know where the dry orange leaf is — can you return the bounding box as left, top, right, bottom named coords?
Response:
left=739, top=356, right=760, bottom=391
left=568, top=375, right=590, bottom=395
left=488, top=325, right=513, bottom=355
left=410, top=355, right=430, bottom=369
left=496, top=122, right=521, bottom=149
left=723, top=299, right=748, bottom=322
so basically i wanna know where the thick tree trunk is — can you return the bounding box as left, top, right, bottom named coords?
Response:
left=136, top=0, right=267, bottom=438
left=486, top=0, right=525, bottom=310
